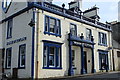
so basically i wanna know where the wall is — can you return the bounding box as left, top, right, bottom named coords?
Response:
left=113, top=49, right=120, bottom=71
left=0, top=49, right=2, bottom=80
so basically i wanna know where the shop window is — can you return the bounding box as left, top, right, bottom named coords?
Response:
left=99, top=51, right=109, bottom=70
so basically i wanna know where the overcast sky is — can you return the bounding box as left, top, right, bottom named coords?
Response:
left=53, top=0, right=119, bottom=23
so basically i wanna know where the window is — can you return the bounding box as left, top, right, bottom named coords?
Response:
left=70, top=23, right=77, bottom=36
left=43, top=41, right=62, bottom=69
left=99, top=51, right=109, bottom=70
left=86, top=28, right=92, bottom=40
left=117, top=51, right=120, bottom=57
left=2, top=0, right=12, bottom=12
left=6, top=48, right=12, bottom=69
left=44, top=16, right=61, bottom=36
left=98, top=32, right=107, bottom=46
left=7, top=19, right=13, bottom=39
left=18, top=44, right=26, bottom=68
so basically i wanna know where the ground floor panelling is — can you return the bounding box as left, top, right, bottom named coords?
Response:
left=3, top=35, right=114, bottom=78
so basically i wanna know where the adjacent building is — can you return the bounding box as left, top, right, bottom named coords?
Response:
left=111, top=21, right=120, bottom=71
left=1, top=0, right=113, bottom=79
left=118, top=1, right=120, bottom=22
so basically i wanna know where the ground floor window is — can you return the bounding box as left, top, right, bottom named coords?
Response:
left=18, top=44, right=26, bottom=68
left=6, top=48, right=12, bottom=69
left=43, top=41, right=62, bottom=69
left=99, top=51, right=109, bottom=70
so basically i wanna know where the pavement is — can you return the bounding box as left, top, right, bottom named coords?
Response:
left=46, top=71, right=120, bottom=80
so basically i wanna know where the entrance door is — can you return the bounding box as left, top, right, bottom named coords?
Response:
left=84, top=51, right=87, bottom=73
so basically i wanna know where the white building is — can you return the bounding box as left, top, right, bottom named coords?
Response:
left=1, top=0, right=113, bottom=79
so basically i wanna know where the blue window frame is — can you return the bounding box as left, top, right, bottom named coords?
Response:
left=99, top=51, right=109, bottom=70
left=70, top=23, right=77, bottom=36
left=98, top=32, right=107, bottom=46
left=2, top=0, right=12, bottom=12
left=44, top=15, right=61, bottom=37
left=5, top=47, right=12, bottom=69
left=18, top=44, right=26, bottom=69
left=7, top=19, right=13, bottom=39
left=43, top=41, right=62, bottom=69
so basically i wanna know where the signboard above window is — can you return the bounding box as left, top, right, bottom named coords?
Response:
left=2, top=0, right=12, bottom=12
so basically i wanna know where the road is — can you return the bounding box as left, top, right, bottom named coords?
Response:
left=61, top=71, right=120, bottom=80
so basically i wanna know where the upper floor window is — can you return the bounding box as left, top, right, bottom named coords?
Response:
left=70, top=23, right=77, bottom=36
left=44, top=16, right=61, bottom=37
left=6, top=48, right=12, bottom=69
left=98, top=32, right=107, bottom=46
left=18, top=44, right=26, bottom=68
left=2, top=0, right=12, bottom=12
left=86, top=28, right=92, bottom=40
left=7, top=19, right=13, bottom=39
left=43, top=41, right=62, bottom=69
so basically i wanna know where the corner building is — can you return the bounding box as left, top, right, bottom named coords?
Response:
left=1, top=1, right=113, bottom=79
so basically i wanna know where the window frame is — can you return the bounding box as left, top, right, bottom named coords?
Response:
left=7, top=19, right=13, bottom=39
left=86, top=28, right=92, bottom=41
left=44, top=15, right=61, bottom=37
left=2, top=0, right=12, bottom=13
left=98, top=32, right=107, bottom=46
left=18, top=44, right=26, bottom=69
left=70, top=23, right=77, bottom=37
left=43, top=41, right=62, bottom=69
left=5, top=47, right=12, bottom=69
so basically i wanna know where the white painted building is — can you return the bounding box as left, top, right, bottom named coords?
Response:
left=1, top=0, right=113, bottom=79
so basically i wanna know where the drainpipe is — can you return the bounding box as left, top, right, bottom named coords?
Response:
left=29, top=7, right=36, bottom=80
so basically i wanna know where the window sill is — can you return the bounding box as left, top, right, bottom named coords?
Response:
left=5, top=68, right=11, bottom=69
left=18, top=67, right=25, bottom=69
left=43, top=67, right=62, bottom=69
left=6, top=36, right=12, bottom=39
left=44, top=32, right=61, bottom=37
left=98, top=43, right=107, bottom=47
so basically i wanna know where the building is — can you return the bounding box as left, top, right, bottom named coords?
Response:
left=111, top=22, right=120, bottom=71
left=1, top=0, right=113, bottom=79
left=118, top=1, right=120, bottom=22
left=0, top=1, right=5, bottom=79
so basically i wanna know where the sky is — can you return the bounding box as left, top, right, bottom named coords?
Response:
left=53, top=0, right=119, bottom=23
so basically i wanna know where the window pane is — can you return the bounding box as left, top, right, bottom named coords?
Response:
left=44, top=46, right=47, bottom=67
left=70, top=24, right=77, bottom=36
left=45, top=16, right=49, bottom=31
left=6, top=48, right=11, bottom=68
left=7, top=19, right=13, bottom=38
left=50, top=18, right=56, bottom=33
left=56, top=20, right=60, bottom=34
left=86, top=29, right=91, bottom=40
left=49, top=46, right=55, bottom=67
left=19, top=45, right=26, bottom=67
